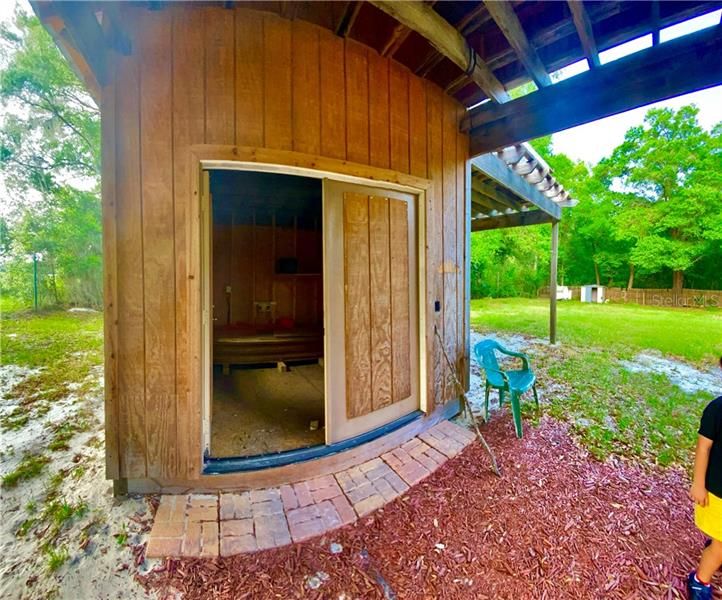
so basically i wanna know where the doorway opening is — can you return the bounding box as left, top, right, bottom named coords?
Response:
left=208, top=170, right=324, bottom=459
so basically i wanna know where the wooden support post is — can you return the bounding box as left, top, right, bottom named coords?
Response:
left=549, top=220, right=559, bottom=345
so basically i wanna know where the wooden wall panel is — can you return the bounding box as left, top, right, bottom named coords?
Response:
left=442, top=97, right=458, bottom=403
left=389, top=63, right=410, bottom=175
left=139, top=11, right=176, bottom=479
left=319, top=31, right=346, bottom=160
left=292, top=21, right=321, bottom=155
left=107, top=5, right=470, bottom=481
left=426, top=84, right=444, bottom=412
left=101, top=56, right=119, bottom=479
left=115, top=35, right=146, bottom=479
left=235, top=10, right=264, bottom=147
left=389, top=199, right=411, bottom=402
left=343, top=193, right=372, bottom=418
left=369, top=196, right=393, bottom=411
left=345, top=40, right=369, bottom=164
left=172, top=6, right=205, bottom=478
left=204, top=7, right=235, bottom=145
left=408, top=76, right=427, bottom=179
left=456, top=106, right=468, bottom=386
left=263, top=14, right=292, bottom=150
left=368, top=53, right=390, bottom=170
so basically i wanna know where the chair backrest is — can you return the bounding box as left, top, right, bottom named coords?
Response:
left=473, top=339, right=506, bottom=387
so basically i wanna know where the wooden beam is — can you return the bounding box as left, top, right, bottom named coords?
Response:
left=466, top=25, right=722, bottom=155
left=381, top=1, right=438, bottom=57
left=471, top=177, right=524, bottom=212
left=549, top=221, right=559, bottom=344
left=483, top=0, right=552, bottom=87
left=567, top=0, right=600, bottom=68
left=336, top=1, right=362, bottom=37
left=472, top=154, right=561, bottom=219
left=369, top=1, right=510, bottom=102
left=471, top=210, right=555, bottom=231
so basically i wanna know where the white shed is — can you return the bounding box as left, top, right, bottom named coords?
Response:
left=581, top=285, right=605, bottom=303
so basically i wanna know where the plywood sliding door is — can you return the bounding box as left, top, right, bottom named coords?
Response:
left=324, top=180, right=419, bottom=443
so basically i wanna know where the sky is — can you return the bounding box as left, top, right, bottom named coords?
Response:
left=0, top=1, right=721, bottom=170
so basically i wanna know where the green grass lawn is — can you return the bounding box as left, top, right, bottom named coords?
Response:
left=471, top=297, right=721, bottom=469
left=471, top=297, right=722, bottom=364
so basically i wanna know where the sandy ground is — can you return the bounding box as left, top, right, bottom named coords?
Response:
left=0, top=364, right=156, bottom=600
left=620, top=352, right=722, bottom=395
left=211, top=364, right=325, bottom=457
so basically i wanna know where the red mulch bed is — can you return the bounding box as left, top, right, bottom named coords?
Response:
left=138, top=417, right=720, bottom=599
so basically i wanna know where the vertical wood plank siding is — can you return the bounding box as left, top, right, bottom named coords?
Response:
left=106, top=6, right=469, bottom=479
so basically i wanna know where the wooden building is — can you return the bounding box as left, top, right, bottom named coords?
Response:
left=32, top=0, right=722, bottom=493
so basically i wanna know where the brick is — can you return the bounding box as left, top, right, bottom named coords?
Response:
left=406, top=440, right=432, bottom=458
left=189, top=493, right=218, bottom=507
left=372, top=477, right=398, bottom=502
left=221, top=519, right=253, bottom=538
left=346, top=482, right=377, bottom=503
left=383, top=470, right=409, bottom=494
left=365, top=463, right=394, bottom=482
left=250, top=488, right=280, bottom=504
left=220, top=492, right=252, bottom=520
left=358, top=458, right=384, bottom=473
left=221, top=535, right=257, bottom=556
left=292, top=482, right=314, bottom=507
left=311, top=481, right=342, bottom=503
left=252, top=498, right=284, bottom=517
left=150, top=520, right=185, bottom=539
left=334, top=471, right=354, bottom=491
left=395, top=461, right=430, bottom=486
left=280, top=484, right=298, bottom=511
left=255, top=514, right=291, bottom=550
left=331, top=495, right=356, bottom=526
left=425, top=447, right=447, bottom=466
left=146, top=536, right=182, bottom=558
left=347, top=467, right=368, bottom=488
left=317, top=500, right=342, bottom=529
left=416, top=452, right=441, bottom=473
left=306, top=475, right=336, bottom=491
left=288, top=517, right=325, bottom=542
left=400, top=438, right=423, bottom=453
left=286, top=504, right=319, bottom=526
left=187, top=506, right=217, bottom=522
left=353, top=493, right=385, bottom=517
left=182, top=521, right=201, bottom=557
left=155, top=495, right=184, bottom=523
left=200, top=522, right=219, bottom=558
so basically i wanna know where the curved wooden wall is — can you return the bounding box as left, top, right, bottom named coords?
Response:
left=103, top=4, right=468, bottom=482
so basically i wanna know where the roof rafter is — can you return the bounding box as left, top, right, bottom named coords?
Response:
left=483, top=0, right=552, bottom=88
left=472, top=210, right=555, bottom=232
left=465, top=24, right=722, bottom=156
left=567, top=0, right=601, bottom=68
left=369, top=0, right=510, bottom=102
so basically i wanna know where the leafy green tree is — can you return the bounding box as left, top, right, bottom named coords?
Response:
left=0, top=8, right=101, bottom=308
left=599, top=106, right=722, bottom=291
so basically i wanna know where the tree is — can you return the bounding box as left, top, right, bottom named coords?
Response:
left=0, top=8, right=101, bottom=307
left=599, top=106, right=722, bottom=291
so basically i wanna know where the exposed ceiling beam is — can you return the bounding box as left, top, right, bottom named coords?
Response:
left=381, top=0, right=438, bottom=57
left=472, top=210, right=555, bottom=232
left=567, top=0, right=600, bottom=68
left=472, top=177, right=525, bottom=212
left=369, top=0, right=510, bottom=102
left=416, top=3, right=492, bottom=76
left=465, top=25, right=722, bottom=156
left=336, top=1, right=362, bottom=37
left=30, top=1, right=105, bottom=103
left=483, top=0, right=552, bottom=88
left=472, top=154, right=562, bottom=219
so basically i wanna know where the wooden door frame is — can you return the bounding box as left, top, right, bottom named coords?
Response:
left=190, top=145, right=431, bottom=473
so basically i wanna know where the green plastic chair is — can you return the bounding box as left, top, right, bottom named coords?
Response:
left=473, top=339, right=539, bottom=438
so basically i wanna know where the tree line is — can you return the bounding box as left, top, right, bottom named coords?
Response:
left=472, top=106, right=722, bottom=298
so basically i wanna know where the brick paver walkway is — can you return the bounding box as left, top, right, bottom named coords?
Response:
left=146, top=419, right=475, bottom=558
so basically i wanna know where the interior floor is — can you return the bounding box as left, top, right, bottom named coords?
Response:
left=211, top=363, right=325, bottom=458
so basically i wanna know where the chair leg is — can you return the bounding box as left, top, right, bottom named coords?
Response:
left=484, top=384, right=490, bottom=423
left=499, top=389, right=504, bottom=407
left=510, top=392, right=523, bottom=438
left=532, top=384, right=540, bottom=414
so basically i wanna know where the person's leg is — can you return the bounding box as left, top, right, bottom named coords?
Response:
left=697, top=538, right=722, bottom=584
